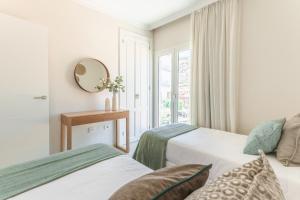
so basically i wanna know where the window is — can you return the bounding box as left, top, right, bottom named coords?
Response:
left=177, top=50, right=191, bottom=124
left=156, top=46, right=192, bottom=127
left=158, top=54, right=172, bottom=126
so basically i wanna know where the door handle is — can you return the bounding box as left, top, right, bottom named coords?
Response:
left=173, top=94, right=177, bottom=99
left=34, top=95, right=47, bottom=100
left=135, top=94, right=140, bottom=99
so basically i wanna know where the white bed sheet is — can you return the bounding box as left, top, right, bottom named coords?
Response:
left=166, top=128, right=300, bottom=200
left=10, top=155, right=152, bottom=200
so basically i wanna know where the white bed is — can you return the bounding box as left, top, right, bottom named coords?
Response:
left=166, top=128, right=300, bottom=200
left=9, top=129, right=299, bottom=200
left=10, top=155, right=152, bottom=200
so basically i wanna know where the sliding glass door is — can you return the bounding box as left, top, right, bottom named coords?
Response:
left=156, top=47, right=191, bottom=127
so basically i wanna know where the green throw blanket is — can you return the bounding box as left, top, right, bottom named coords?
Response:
left=0, top=143, right=122, bottom=200
left=133, top=123, right=196, bottom=170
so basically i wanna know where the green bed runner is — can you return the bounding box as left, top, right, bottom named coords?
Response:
left=0, top=143, right=122, bottom=200
left=133, top=123, right=196, bottom=170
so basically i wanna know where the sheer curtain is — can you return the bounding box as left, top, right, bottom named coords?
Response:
left=191, top=0, right=241, bottom=132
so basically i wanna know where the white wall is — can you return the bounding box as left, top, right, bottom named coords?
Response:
left=153, top=15, right=190, bottom=51
left=0, top=0, right=152, bottom=153
left=153, top=0, right=300, bottom=134
left=239, top=0, right=300, bottom=133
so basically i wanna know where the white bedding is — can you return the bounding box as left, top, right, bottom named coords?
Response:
left=10, top=155, right=152, bottom=200
left=166, top=128, right=300, bottom=200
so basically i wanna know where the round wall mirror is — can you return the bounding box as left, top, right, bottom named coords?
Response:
left=74, top=58, right=109, bottom=93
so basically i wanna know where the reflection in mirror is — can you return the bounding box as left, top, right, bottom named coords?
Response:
left=74, top=58, right=109, bottom=93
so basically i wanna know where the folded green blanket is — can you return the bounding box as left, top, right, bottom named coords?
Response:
left=0, top=143, right=122, bottom=200
left=133, top=123, right=196, bottom=170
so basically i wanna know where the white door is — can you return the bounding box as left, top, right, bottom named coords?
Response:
left=119, top=30, right=151, bottom=142
left=0, top=13, right=49, bottom=168
left=120, top=34, right=136, bottom=143
left=135, top=40, right=150, bottom=139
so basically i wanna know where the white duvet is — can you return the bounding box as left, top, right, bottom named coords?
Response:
left=166, top=128, right=300, bottom=200
left=10, top=155, right=152, bottom=200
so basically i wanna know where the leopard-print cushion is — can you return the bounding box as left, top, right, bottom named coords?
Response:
left=186, top=151, right=285, bottom=200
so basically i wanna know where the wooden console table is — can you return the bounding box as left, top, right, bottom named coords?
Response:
left=60, top=110, right=129, bottom=153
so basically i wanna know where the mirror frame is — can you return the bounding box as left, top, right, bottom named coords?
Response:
left=74, top=58, right=110, bottom=93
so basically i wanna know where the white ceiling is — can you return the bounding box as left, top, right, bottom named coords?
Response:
left=74, top=0, right=216, bottom=30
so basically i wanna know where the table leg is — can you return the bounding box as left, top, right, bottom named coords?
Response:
left=60, top=123, right=65, bottom=152
left=115, top=119, right=119, bottom=148
left=126, top=116, right=130, bottom=153
left=67, top=124, right=72, bottom=150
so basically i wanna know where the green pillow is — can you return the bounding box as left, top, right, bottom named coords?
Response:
left=243, top=119, right=286, bottom=155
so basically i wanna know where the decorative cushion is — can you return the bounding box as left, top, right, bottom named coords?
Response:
left=185, top=151, right=285, bottom=200
left=277, top=113, right=300, bottom=166
left=109, top=164, right=211, bottom=200
left=243, top=119, right=286, bottom=155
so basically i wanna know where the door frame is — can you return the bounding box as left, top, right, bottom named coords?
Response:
left=154, top=43, right=191, bottom=127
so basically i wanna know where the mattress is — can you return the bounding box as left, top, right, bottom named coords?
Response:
left=166, top=128, right=300, bottom=200
left=10, top=155, right=152, bottom=200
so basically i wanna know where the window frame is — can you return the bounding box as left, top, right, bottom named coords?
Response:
left=154, top=44, right=191, bottom=127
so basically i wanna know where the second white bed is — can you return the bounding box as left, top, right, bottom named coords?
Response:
left=166, top=128, right=300, bottom=200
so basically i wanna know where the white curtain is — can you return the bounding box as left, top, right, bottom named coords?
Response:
left=191, top=0, right=240, bottom=132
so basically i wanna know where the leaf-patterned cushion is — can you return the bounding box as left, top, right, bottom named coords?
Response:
left=186, top=151, right=285, bottom=200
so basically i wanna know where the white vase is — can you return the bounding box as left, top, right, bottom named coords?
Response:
left=112, top=92, right=118, bottom=111
left=105, top=97, right=111, bottom=111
